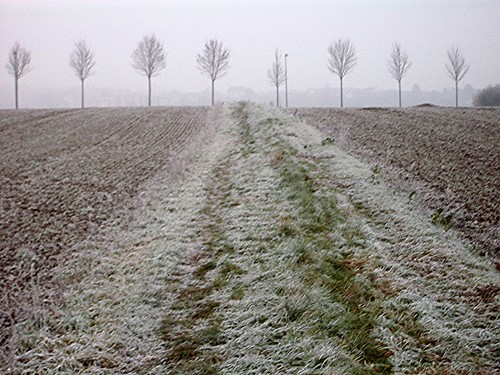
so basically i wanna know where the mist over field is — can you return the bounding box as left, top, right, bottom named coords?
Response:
left=0, top=82, right=479, bottom=108
left=1, top=0, right=499, bottom=108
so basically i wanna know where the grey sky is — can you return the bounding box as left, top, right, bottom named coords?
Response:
left=1, top=0, right=499, bottom=100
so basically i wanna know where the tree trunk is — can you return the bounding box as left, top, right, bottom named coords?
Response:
left=276, top=85, right=279, bottom=107
left=148, top=76, right=152, bottom=107
left=14, top=77, right=18, bottom=109
left=455, top=81, right=458, bottom=108
left=398, top=80, right=402, bottom=108
left=211, top=80, right=215, bottom=106
left=340, top=77, right=343, bottom=108
left=81, top=79, right=85, bottom=109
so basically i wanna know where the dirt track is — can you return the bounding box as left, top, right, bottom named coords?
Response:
left=1, top=104, right=498, bottom=374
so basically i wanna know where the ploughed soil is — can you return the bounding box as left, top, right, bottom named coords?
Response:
left=292, top=106, right=500, bottom=259
left=0, top=107, right=210, bottom=362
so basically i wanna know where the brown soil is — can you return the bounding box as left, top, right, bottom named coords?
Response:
left=0, top=107, right=210, bottom=363
left=291, top=106, right=500, bottom=259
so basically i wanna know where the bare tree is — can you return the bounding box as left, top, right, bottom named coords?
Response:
left=69, top=40, right=96, bottom=109
left=5, top=42, right=32, bottom=109
left=327, top=39, right=357, bottom=108
left=446, top=47, right=470, bottom=107
left=267, top=49, right=286, bottom=107
left=131, top=34, right=166, bottom=106
left=197, top=39, right=230, bottom=105
left=387, top=42, right=412, bottom=108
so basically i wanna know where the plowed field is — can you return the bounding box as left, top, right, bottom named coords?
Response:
left=292, top=106, right=500, bottom=259
left=0, top=107, right=212, bottom=365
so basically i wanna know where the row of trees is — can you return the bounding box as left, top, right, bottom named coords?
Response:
left=268, top=39, right=470, bottom=108
left=5, top=35, right=230, bottom=109
left=5, top=36, right=472, bottom=109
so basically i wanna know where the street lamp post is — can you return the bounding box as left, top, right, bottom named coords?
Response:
left=284, top=53, right=288, bottom=108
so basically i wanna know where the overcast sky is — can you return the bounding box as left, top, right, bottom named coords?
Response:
left=1, top=0, right=499, bottom=98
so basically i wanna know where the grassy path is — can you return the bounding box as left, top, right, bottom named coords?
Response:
left=10, top=103, right=498, bottom=374
left=159, top=102, right=498, bottom=374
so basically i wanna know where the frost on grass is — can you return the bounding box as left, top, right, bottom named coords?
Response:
left=173, top=102, right=498, bottom=374
left=159, top=102, right=498, bottom=374
left=158, top=102, right=393, bottom=374
left=277, top=106, right=499, bottom=373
